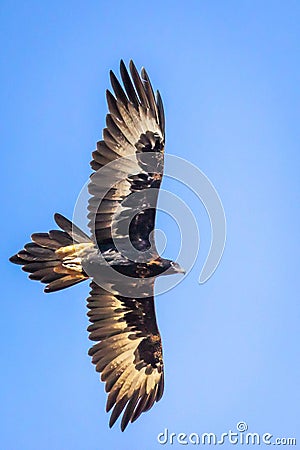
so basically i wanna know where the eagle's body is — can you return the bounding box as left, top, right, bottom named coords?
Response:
left=10, top=60, right=184, bottom=431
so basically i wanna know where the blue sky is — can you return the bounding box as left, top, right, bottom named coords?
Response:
left=1, top=1, right=300, bottom=449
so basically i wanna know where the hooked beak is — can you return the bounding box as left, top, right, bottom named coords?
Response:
left=172, top=262, right=186, bottom=275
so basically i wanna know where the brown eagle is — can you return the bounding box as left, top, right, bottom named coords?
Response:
left=10, top=60, right=185, bottom=431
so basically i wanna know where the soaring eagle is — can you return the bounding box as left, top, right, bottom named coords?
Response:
left=10, top=61, right=185, bottom=431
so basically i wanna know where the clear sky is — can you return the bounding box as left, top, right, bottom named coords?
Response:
left=1, top=1, right=299, bottom=449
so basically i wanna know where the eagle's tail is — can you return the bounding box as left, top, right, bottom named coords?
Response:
left=9, top=213, right=94, bottom=293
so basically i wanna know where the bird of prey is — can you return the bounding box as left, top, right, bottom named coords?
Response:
left=10, top=60, right=185, bottom=431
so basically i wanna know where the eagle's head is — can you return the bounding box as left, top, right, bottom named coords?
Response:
left=169, top=260, right=186, bottom=274
left=159, top=259, right=186, bottom=276
left=147, top=258, right=185, bottom=276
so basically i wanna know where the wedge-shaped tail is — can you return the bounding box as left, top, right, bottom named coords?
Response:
left=10, top=213, right=94, bottom=292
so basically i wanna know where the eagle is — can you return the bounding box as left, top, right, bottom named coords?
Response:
left=10, top=60, right=185, bottom=431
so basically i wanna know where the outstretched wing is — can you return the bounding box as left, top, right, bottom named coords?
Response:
left=88, top=60, right=165, bottom=255
left=87, top=281, right=164, bottom=431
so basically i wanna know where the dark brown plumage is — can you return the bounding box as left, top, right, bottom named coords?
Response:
left=10, top=60, right=184, bottom=430
left=87, top=281, right=164, bottom=431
